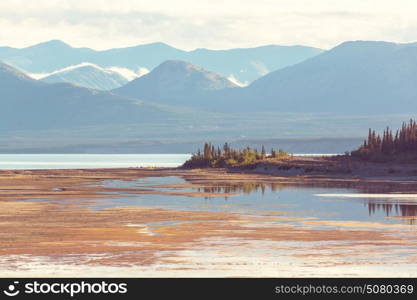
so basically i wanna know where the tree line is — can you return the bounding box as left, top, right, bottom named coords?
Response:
left=352, top=119, right=417, bottom=160
left=182, top=142, right=289, bottom=168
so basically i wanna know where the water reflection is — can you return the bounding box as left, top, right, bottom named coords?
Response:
left=367, top=202, right=417, bottom=224
left=196, top=182, right=285, bottom=196
left=197, top=184, right=417, bottom=222
left=98, top=176, right=417, bottom=225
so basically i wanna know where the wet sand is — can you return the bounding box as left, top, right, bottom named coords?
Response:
left=0, top=167, right=417, bottom=277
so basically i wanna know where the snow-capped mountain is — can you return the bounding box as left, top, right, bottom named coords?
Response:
left=37, top=63, right=145, bottom=90
left=0, top=61, right=179, bottom=131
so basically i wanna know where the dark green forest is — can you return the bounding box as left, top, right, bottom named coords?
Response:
left=352, top=119, right=417, bottom=161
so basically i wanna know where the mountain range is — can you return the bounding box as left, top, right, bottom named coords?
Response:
left=1, top=39, right=417, bottom=152
left=111, top=40, right=417, bottom=114
left=0, top=62, right=183, bottom=131
left=238, top=40, right=417, bottom=113
left=128, top=40, right=416, bottom=114
left=0, top=40, right=323, bottom=84
left=2, top=40, right=417, bottom=117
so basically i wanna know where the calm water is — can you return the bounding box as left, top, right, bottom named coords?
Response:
left=0, top=154, right=191, bottom=169
left=6, top=154, right=416, bottom=225
left=95, top=176, right=417, bottom=226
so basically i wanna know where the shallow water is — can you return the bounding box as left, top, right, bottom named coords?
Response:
left=96, top=176, right=417, bottom=225
left=3, top=172, right=417, bottom=277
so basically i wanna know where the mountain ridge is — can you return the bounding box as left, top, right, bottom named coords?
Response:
left=0, top=40, right=323, bottom=84
left=0, top=61, right=187, bottom=131
left=217, top=40, right=417, bottom=114
left=40, top=63, right=135, bottom=90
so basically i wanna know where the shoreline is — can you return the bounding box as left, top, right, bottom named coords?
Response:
left=221, top=155, right=417, bottom=191
left=3, top=153, right=417, bottom=195
left=0, top=164, right=417, bottom=276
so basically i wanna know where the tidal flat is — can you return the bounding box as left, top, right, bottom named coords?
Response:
left=0, top=166, right=416, bottom=277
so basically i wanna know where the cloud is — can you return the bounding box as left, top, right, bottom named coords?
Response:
left=227, top=75, right=248, bottom=87
left=250, top=62, right=269, bottom=76
left=109, top=66, right=149, bottom=80
left=27, top=72, right=48, bottom=80
left=0, top=0, right=417, bottom=50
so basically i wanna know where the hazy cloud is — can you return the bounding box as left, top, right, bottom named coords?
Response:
left=0, top=0, right=417, bottom=50
left=227, top=75, right=248, bottom=87
left=250, top=62, right=270, bottom=77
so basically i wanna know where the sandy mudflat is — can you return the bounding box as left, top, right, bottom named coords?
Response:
left=0, top=166, right=417, bottom=277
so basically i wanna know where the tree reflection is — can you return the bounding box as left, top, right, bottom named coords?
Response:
left=196, top=182, right=285, bottom=195
left=367, top=202, right=417, bottom=224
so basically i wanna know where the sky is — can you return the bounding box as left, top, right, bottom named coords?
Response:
left=1, top=0, right=417, bottom=50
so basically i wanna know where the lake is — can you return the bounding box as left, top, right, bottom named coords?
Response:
left=2, top=154, right=416, bottom=226
left=2, top=167, right=417, bottom=277
left=0, top=154, right=191, bottom=169
left=96, top=176, right=417, bottom=226
left=3, top=154, right=415, bottom=226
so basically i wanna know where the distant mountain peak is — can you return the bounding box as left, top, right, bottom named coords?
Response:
left=45, top=39, right=69, bottom=46
left=47, top=62, right=108, bottom=75
left=332, top=40, right=399, bottom=52
left=114, top=60, right=238, bottom=106
left=40, top=62, right=134, bottom=91
left=145, top=41, right=172, bottom=47
left=126, top=41, right=180, bottom=51
left=153, top=60, right=204, bottom=73
left=143, top=60, right=238, bottom=89
left=25, top=39, right=72, bottom=50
